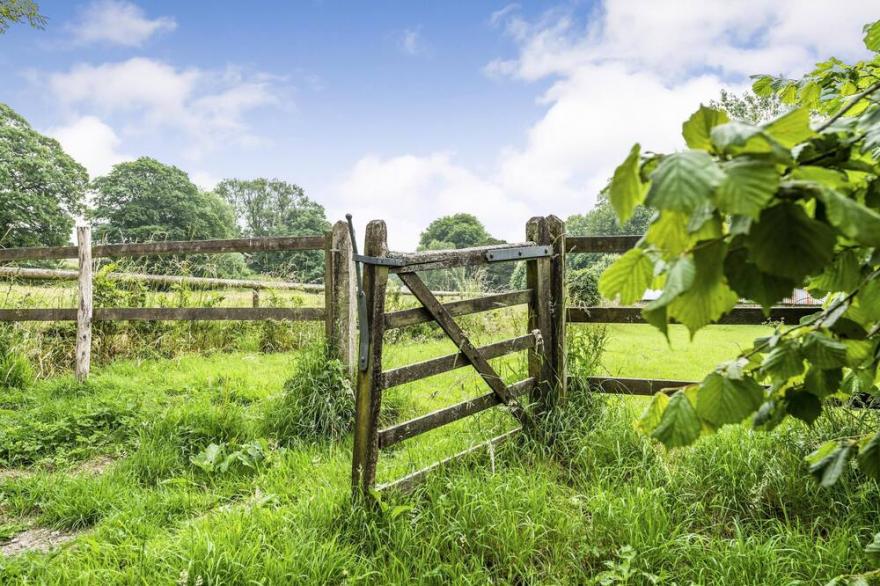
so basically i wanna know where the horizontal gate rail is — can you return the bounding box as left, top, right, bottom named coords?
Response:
left=384, top=289, right=532, bottom=330
left=0, top=307, right=325, bottom=322
left=567, top=306, right=819, bottom=325
left=376, top=428, right=521, bottom=494
left=586, top=376, right=694, bottom=396
left=379, top=377, right=535, bottom=449
left=382, top=334, right=537, bottom=388
left=566, top=235, right=639, bottom=254
left=387, top=242, right=540, bottom=273
left=0, top=235, right=327, bottom=262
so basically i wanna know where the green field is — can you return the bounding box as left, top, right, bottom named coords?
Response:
left=0, top=315, right=877, bottom=584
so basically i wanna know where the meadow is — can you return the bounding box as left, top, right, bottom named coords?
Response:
left=0, top=283, right=878, bottom=584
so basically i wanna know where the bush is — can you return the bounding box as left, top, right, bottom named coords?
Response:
left=568, top=268, right=600, bottom=307
left=262, top=343, right=355, bottom=443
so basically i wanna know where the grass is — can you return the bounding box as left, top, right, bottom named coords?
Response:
left=0, top=310, right=877, bottom=583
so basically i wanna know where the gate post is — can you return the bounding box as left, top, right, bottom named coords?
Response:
left=545, top=215, right=567, bottom=403
left=351, top=220, right=389, bottom=499
left=526, top=217, right=553, bottom=412
left=326, top=221, right=357, bottom=378
left=75, top=225, right=93, bottom=382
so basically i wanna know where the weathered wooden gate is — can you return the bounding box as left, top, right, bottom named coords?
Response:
left=351, top=216, right=567, bottom=497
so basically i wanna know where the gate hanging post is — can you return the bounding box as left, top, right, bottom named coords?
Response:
left=75, top=225, right=93, bottom=382
left=326, top=221, right=357, bottom=378
left=545, top=215, right=567, bottom=403
left=525, top=217, right=554, bottom=412
left=351, top=220, right=389, bottom=498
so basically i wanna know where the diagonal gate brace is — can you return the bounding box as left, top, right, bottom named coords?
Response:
left=397, top=272, right=532, bottom=427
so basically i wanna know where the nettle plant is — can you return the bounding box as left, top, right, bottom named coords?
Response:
left=600, top=21, right=880, bottom=487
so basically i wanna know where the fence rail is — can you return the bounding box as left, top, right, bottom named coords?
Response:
left=567, top=306, right=819, bottom=325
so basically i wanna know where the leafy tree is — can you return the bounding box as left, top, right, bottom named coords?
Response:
left=214, top=178, right=329, bottom=282
left=599, top=18, right=880, bottom=535
left=0, top=103, right=87, bottom=249
left=0, top=0, right=45, bottom=33
left=708, top=89, right=784, bottom=124
left=418, top=213, right=512, bottom=291
left=567, top=193, right=653, bottom=272
left=90, top=157, right=246, bottom=277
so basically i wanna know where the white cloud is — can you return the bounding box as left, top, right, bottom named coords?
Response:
left=46, top=58, right=280, bottom=159
left=398, top=27, right=426, bottom=56
left=48, top=115, right=128, bottom=178
left=334, top=1, right=876, bottom=250
left=70, top=0, right=176, bottom=47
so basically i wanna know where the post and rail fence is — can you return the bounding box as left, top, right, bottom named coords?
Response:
left=0, top=215, right=823, bottom=493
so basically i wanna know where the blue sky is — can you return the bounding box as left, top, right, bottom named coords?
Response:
left=1, top=1, right=876, bottom=248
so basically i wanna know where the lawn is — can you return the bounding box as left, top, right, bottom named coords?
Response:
left=0, top=317, right=877, bottom=584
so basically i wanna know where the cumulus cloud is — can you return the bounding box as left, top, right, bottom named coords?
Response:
left=333, top=0, right=876, bottom=250
left=48, top=115, right=128, bottom=178
left=46, top=58, right=280, bottom=159
left=70, top=0, right=176, bottom=47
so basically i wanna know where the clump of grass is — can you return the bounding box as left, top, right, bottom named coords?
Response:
left=0, top=326, right=33, bottom=391
left=262, top=343, right=356, bottom=443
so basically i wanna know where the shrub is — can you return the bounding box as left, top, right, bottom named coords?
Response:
left=568, top=267, right=600, bottom=307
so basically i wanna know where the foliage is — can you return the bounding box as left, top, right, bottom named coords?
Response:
left=0, top=326, right=32, bottom=390
left=262, top=343, right=355, bottom=443
left=418, top=213, right=513, bottom=291
left=709, top=89, right=785, bottom=124
left=600, top=19, right=880, bottom=507
left=90, top=158, right=247, bottom=278
left=0, top=0, right=45, bottom=33
left=567, top=194, right=652, bottom=272
left=0, top=103, right=88, bottom=248
left=214, top=178, right=329, bottom=281
left=190, top=439, right=272, bottom=476
left=569, top=267, right=600, bottom=307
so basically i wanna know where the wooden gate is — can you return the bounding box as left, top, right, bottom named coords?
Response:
left=350, top=216, right=566, bottom=497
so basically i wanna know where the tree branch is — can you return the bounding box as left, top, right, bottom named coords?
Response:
left=817, top=79, right=880, bottom=132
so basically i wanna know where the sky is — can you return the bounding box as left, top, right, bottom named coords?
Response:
left=1, top=0, right=877, bottom=249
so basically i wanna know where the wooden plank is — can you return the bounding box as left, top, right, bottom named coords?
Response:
left=382, top=334, right=536, bottom=389
left=379, top=378, right=535, bottom=448
left=567, top=306, right=820, bottom=325
left=352, top=220, right=390, bottom=497
left=376, top=428, right=520, bottom=494
left=586, top=376, right=695, bottom=396
left=397, top=272, right=531, bottom=426
left=545, top=215, right=567, bottom=402
left=0, top=235, right=327, bottom=261
left=389, top=242, right=538, bottom=273
left=0, top=307, right=324, bottom=322
left=384, top=289, right=531, bottom=330
left=566, top=235, right=639, bottom=254
left=75, top=227, right=93, bottom=381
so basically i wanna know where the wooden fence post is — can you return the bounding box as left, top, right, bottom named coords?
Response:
left=252, top=289, right=260, bottom=308
left=326, top=221, right=357, bottom=379
left=526, top=217, right=553, bottom=411
left=545, top=215, right=567, bottom=403
left=351, top=220, right=389, bottom=498
left=75, top=225, right=93, bottom=382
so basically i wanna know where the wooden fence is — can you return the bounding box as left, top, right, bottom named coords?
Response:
left=0, top=221, right=358, bottom=381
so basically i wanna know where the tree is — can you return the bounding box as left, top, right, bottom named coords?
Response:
left=90, top=157, right=246, bottom=277
left=0, top=0, right=45, bottom=33
left=599, top=18, right=880, bottom=531
left=708, top=89, right=784, bottom=124
left=214, top=178, right=329, bottom=282
left=0, top=103, right=88, bottom=249
left=567, top=193, right=653, bottom=272
left=418, top=214, right=512, bottom=291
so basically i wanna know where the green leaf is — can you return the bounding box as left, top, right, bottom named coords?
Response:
left=646, top=211, right=690, bottom=257
left=598, top=248, right=654, bottom=305
left=761, top=108, right=814, bottom=148
left=864, top=20, right=880, bottom=52
left=645, top=151, right=725, bottom=213
left=651, top=391, right=701, bottom=448
left=866, top=532, right=880, bottom=564
left=804, top=366, right=842, bottom=399
left=751, top=75, right=774, bottom=97
left=745, top=203, right=836, bottom=281
left=806, top=441, right=851, bottom=487
left=785, top=390, right=822, bottom=424
left=760, top=342, right=804, bottom=381
left=645, top=256, right=695, bottom=309
left=609, top=143, right=646, bottom=224
left=817, top=188, right=880, bottom=247
left=668, top=240, right=739, bottom=336
left=856, top=279, right=880, bottom=323
left=710, top=122, right=791, bottom=162
left=723, top=246, right=797, bottom=310
left=636, top=392, right=670, bottom=435
left=801, top=332, right=848, bottom=369
left=682, top=106, right=729, bottom=151
left=857, top=431, right=880, bottom=481
left=695, top=372, right=765, bottom=426
left=809, top=250, right=861, bottom=294
left=715, top=158, right=779, bottom=219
